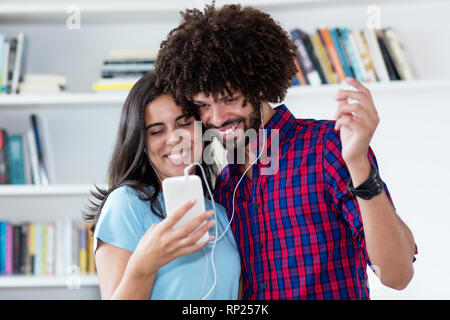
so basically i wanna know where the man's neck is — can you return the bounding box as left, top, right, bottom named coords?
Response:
left=239, top=102, right=276, bottom=179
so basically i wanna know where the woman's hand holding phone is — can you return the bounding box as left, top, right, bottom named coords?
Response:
left=127, top=199, right=215, bottom=279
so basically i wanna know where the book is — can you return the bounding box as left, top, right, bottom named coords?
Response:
left=11, top=32, right=26, bottom=94
left=0, top=34, right=5, bottom=92
left=376, top=29, right=401, bottom=80
left=30, top=114, right=49, bottom=185
left=25, top=223, right=35, bottom=275
left=353, top=30, right=378, bottom=82
left=6, top=134, right=25, bottom=184
left=33, top=223, right=42, bottom=275
left=1, top=39, right=9, bottom=93
left=318, top=28, right=346, bottom=82
left=363, top=28, right=390, bottom=82
left=45, top=223, right=54, bottom=275
left=26, top=128, right=40, bottom=185
left=292, top=57, right=308, bottom=85
left=5, top=224, right=13, bottom=275
left=13, top=224, right=22, bottom=274
left=0, top=222, right=6, bottom=274
left=0, top=129, right=9, bottom=184
left=330, top=28, right=354, bottom=79
left=5, top=37, right=17, bottom=94
left=79, top=224, right=87, bottom=274
left=347, top=30, right=370, bottom=83
left=92, top=77, right=139, bottom=91
left=383, top=28, right=415, bottom=81
left=107, top=49, right=158, bottom=59
left=290, top=29, right=322, bottom=86
left=310, top=32, right=337, bottom=84
left=86, top=224, right=96, bottom=274
left=339, top=28, right=364, bottom=83
left=300, top=31, right=327, bottom=84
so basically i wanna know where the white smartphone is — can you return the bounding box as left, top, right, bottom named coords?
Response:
left=162, top=175, right=209, bottom=244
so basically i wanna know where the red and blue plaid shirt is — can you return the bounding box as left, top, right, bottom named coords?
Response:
left=214, top=104, right=399, bottom=300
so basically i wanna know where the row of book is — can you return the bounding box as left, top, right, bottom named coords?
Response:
left=92, top=49, right=157, bottom=92
left=0, top=32, right=26, bottom=94
left=0, top=220, right=96, bottom=276
left=289, top=27, right=415, bottom=86
left=0, top=114, right=50, bottom=185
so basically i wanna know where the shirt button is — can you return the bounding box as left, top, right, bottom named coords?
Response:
left=261, top=282, right=267, bottom=289
left=259, top=243, right=263, bottom=249
left=255, top=203, right=260, bottom=209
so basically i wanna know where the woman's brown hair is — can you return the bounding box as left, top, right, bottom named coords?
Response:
left=83, top=72, right=217, bottom=234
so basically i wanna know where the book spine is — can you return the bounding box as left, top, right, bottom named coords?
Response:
left=1, top=40, right=9, bottom=93
left=101, top=63, right=155, bottom=72
left=101, top=70, right=150, bottom=79
left=5, top=224, right=13, bottom=275
left=330, top=28, right=354, bottom=79
left=292, top=57, right=308, bottom=85
left=291, top=29, right=322, bottom=86
left=25, top=223, right=34, bottom=275
left=363, top=28, right=390, bottom=82
left=11, top=32, right=25, bottom=94
left=376, top=29, right=401, bottom=80
left=383, top=28, right=415, bottom=81
left=0, top=129, right=10, bottom=184
left=20, top=223, right=28, bottom=274
left=33, top=223, right=42, bottom=275
left=347, top=31, right=370, bottom=83
left=301, top=31, right=327, bottom=84
left=319, top=28, right=346, bottom=82
left=310, top=33, right=336, bottom=84
left=27, top=128, right=41, bottom=185
left=0, top=222, right=6, bottom=274
left=340, top=28, right=364, bottom=82
left=64, top=220, right=73, bottom=275
left=7, top=134, right=25, bottom=184
left=28, top=223, right=36, bottom=275
left=5, top=38, right=17, bottom=94
left=46, top=223, right=54, bottom=275
left=30, top=114, right=49, bottom=185
left=13, top=224, right=21, bottom=274
left=79, top=224, right=87, bottom=274
left=86, top=224, right=95, bottom=274
left=353, top=30, right=378, bottom=82
left=0, top=34, right=5, bottom=91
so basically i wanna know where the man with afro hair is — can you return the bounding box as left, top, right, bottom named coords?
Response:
left=154, top=3, right=416, bottom=300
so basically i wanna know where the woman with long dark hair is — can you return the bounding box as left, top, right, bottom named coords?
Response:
left=83, top=72, right=241, bottom=300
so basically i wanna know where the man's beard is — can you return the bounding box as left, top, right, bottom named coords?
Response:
left=220, top=104, right=262, bottom=163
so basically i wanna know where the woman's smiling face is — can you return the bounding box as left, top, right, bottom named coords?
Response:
left=144, top=94, right=202, bottom=181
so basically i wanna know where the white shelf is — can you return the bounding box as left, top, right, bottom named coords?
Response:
left=0, top=184, right=106, bottom=196
left=286, top=78, right=450, bottom=96
left=0, top=79, right=448, bottom=107
left=0, top=92, right=126, bottom=107
left=0, top=274, right=98, bottom=288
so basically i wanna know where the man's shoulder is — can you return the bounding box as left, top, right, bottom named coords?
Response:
left=289, top=117, right=338, bottom=145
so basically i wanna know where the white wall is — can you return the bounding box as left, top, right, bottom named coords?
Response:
left=282, top=85, right=450, bottom=299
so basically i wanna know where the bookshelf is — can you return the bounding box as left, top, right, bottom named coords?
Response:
left=0, top=0, right=449, bottom=299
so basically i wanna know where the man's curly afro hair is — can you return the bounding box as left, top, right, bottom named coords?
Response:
left=154, top=3, right=298, bottom=115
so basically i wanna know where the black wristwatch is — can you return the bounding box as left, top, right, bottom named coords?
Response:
left=347, top=164, right=383, bottom=200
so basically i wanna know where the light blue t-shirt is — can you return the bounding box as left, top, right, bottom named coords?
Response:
left=93, top=185, right=241, bottom=300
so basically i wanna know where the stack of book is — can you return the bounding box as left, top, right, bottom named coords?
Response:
left=92, top=49, right=157, bottom=92
left=290, top=27, right=415, bottom=86
left=0, top=114, right=50, bottom=185
left=0, top=220, right=96, bottom=276
left=0, top=32, right=27, bottom=94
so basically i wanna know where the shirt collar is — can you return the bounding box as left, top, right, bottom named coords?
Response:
left=228, top=104, right=299, bottom=176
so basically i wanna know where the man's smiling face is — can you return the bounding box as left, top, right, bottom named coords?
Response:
left=192, top=90, right=262, bottom=152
